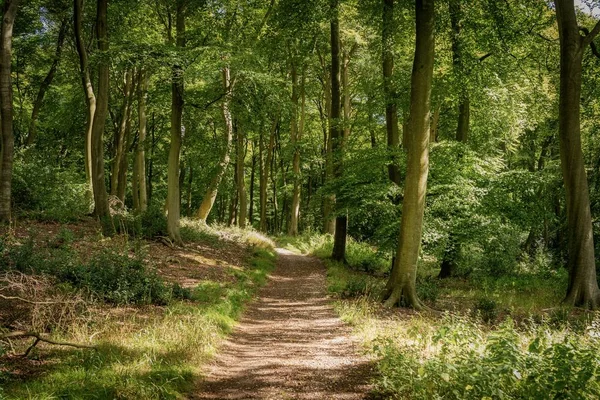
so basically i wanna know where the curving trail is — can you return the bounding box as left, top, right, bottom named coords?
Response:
left=192, top=248, right=374, bottom=400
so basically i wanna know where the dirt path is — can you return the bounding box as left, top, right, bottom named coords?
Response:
left=193, top=248, right=374, bottom=400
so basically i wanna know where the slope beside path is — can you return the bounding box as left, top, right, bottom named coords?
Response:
left=192, top=248, right=374, bottom=400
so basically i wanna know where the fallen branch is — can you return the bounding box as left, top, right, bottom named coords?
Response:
left=0, top=331, right=96, bottom=357
left=0, top=293, right=65, bottom=305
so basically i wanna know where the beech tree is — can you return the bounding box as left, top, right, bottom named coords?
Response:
left=555, top=0, right=600, bottom=309
left=0, top=0, right=19, bottom=223
left=167, top=0, right=186, bottom=245
left=383, top=0, right=435, bottom=309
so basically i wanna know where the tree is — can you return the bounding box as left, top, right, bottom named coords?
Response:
left=383, top=0, right=435, bottom=309
left=0, top=0, right=19, bottom=223
left=195, top=66, right=234, bottom=222
left=73, top=0, right=96, bottom=204
left=89, top=0, right=111, bottom=225
left=26, top=16, right=68, bottom=146
left=133, top=69, right=149, bottom=213
left=167, top=0, right=186, bottom=245
left=330, top=0, right=348, bottom=262
left=555, top=0, right=600, bottom=309
left=382, top=0, right=401, bottom=185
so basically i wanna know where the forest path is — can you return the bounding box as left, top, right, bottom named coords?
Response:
left=192, top=248, right=374, bottom=400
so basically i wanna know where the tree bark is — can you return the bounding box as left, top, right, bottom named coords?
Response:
left=330, top=0, right=347, bottom=262
left=383, top=0, right=435, bottom=309
left=249, top=142, right=256, bottom=225
left=195, top=66, right=234, bottom=221
left=90, top=0, right=111, bottom=226
left=167, top=1, right=185, bottom=245
left=383, top=0, right=401, bottom=185
left=555, top=0, right=600, bottom=309
left=73, top=0, right=95, bottom=203
left=111, top=69, right=134, bottom=198
left=237, top=122, right=247, bottom=228
left=133, top=68, right=148, bottom=212
left=26, top=17, right=67, bottom=146
left=288, top=64, right=304, bottom=236
left=450, top=0, right=470, bottom=143
left=0, top=0, right=19, bottom=223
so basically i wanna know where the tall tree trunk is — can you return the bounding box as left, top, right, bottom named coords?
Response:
left=0, top=0, right=19, bottom=223
left=263, top=119, right=277, bottom=232
left=450, top=0, right=469, bottom=143
left=383, top=0, right=435, bottom=309
left=167, top=1, right=185, bottom=245
left=237, top=122, right=247, bottom=228
left=383, top=0, right=401, bottom=185
left=249, top=142, right=256, bottom=225
left=117, top=92, right=134, bottom=202
left=330, top=0, right=347, bottom=262
left=133, top=68, right=148, bottom=212
left=195, top=66, right=234, bottom=221
left=289, top=64, right=303, bottom=236
left=26, top=17, right=67, bottom=146
left=90, top=0, right=111, bottom=227
left=321, top=59, right=336, bottom=235
left=555, top=0, right=600, bottom=309
left=74, top=0, right=94, bottom=204
left=259, top=119, right=274, bottom=232
left=111, top=70, right=133, bottom=197
left=430, top=104, right=440, bottom=144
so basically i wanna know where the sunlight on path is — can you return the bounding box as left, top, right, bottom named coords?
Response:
left=192, top=248, right=374, bottom=400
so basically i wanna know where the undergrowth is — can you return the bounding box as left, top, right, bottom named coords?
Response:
left=279, top=233, right=597, bottom=399
left=1, top=223, right=276, bottom=399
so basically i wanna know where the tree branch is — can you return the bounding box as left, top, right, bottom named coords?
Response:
left=0, top=293, right=65, bottom=305
left=580, top=26, right=600, bottom=59
left=582, top=20, right=600, bottom=48
left=1, top=331, right=96, bottom=357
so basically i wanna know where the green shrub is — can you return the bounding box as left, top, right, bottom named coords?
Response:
left=55, top=248, right=172, bottom=305
left=12, top=152, right=91, bottom=222
left=475, top=297, right=499, bottom=322
left=371, top=316, right=600, bottom=399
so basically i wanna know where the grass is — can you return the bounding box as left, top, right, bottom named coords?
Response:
left=278, top=233, right=600, bottom=399
left=1, top=223, right=277, bottom=400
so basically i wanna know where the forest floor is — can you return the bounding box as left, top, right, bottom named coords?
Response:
left=193, top=248, right=375, bottom=400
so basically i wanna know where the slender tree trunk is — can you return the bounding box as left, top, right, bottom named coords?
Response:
left=74, top=0, right=94, bottom=203
left=259, top=120, right=274, bottom=232
left=90, top=0, right=111, bottom=227
left=133, top=68, right=148, bottom=212
left=117, top=92, right=134, bottom=202
left=237, top=122, right=247, bottom=228
left=148, top=112, right=155, bottom=203
left=0, top=0, right=19, bottom=223
left=196, top=66, right=234, bottom=221
left=383, top=0, right=401, bottom=185
left=167, top=1, right=185, bottom=245
left=450, top=0, right=469, bottom=143
left=26, top=17, right=67, bottom=146
left=249, top=143, right=256, bottom=225
left=383, top=0, right=435, bottom=309
left=555, top=0, right=600, bottom=309
left=322, top=60, right=336, bottom=235
left=331, top=0, right=347, bottom=262
left=430, top=104, right=440, bottom=144
left=111, top=70, right=133, bottom=198
left=289, top=64, right=304, bottom=236
left=263, top=119, right=277, bottom=232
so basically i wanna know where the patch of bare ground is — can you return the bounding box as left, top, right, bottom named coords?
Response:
left=192, top=249, right=376, bottom=400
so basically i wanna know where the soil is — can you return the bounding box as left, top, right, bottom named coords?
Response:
left=192, top=248, right=375, bottom=400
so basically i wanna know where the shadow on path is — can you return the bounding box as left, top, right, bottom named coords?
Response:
left=191, top=249, right=375, bottom=400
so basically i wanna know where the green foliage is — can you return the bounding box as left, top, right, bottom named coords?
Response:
left=0, top=235, right=187, bottom=305
left=12, top=152, right=91, bottom=222
left=371, top=316, right=600, bottom=400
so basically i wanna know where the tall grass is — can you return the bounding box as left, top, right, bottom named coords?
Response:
left=1, top=225, right=277, bottom=399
